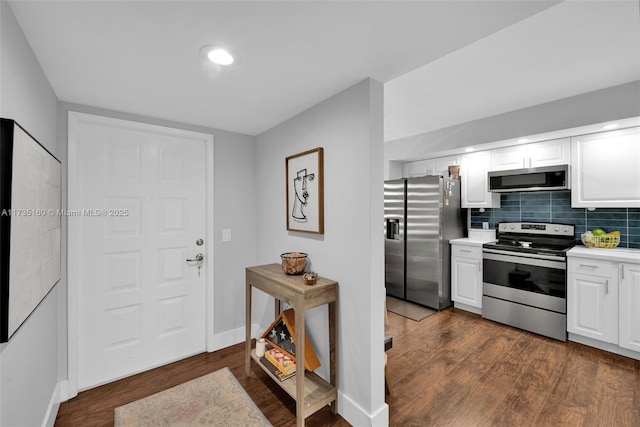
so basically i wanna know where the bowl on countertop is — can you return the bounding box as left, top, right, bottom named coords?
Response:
left=581, top=233, right=620, bottom=249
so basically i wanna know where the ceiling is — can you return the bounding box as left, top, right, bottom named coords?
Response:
left=8, top=1, right=640, bottom=142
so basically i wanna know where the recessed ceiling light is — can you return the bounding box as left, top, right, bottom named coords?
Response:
left=208, top=48, right=234, bottom=65
left=464, top=147, right=475, bottom=152
left=602, top=123, right=619, bottom=130
left=517, top=138, right=529, bottom=143
left=200, top=45, right=239, bottom=66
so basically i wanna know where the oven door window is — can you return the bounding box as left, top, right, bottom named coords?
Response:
left=483, top=258, right=565, bottom=298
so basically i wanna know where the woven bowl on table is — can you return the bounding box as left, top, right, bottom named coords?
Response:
left=280, top=252, right=308, bottom=275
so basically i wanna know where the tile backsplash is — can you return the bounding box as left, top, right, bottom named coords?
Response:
left=470, top=191, right=640, bottom=249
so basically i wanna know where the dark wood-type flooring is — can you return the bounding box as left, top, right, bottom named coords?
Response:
left=56, top=308, right=640, bottom=426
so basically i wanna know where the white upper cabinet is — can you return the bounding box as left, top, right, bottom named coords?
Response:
left=461, top=151, right=500, bottom=208
left=403, top=155, right=459, bottom=178
left=571, top=127, right=640, bottom=208
left=491, top=146, right=527, bottom=170
left=403, top=160, right=429, bottom=177
left=490, top=138, right=570, bottom=171
left=528, top=138, right=571, bottom=167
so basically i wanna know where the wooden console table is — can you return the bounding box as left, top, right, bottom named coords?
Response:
left=245, top=264, right=338, bottom=427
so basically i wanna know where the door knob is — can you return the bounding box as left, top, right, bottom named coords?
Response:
left=186, top=253, right=204, bottom=262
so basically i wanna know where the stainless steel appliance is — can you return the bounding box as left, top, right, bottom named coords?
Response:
left=488, top=164, right=570, bottom=192
left=482, top=222, right=575, bottom=341
left=384, top=176, right=465, bottom=310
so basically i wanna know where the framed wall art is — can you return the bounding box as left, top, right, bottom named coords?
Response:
left=0, top=118, right=61, bottom=342
left=285, top=147, right=324, bottom=234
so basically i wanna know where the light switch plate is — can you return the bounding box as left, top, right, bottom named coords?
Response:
left=222, top=229, right=231, bottom=242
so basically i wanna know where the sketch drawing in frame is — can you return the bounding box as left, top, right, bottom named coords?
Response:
left=285, top=147, right=324, bottom=234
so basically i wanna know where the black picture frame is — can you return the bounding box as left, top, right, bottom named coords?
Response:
left=0, top=119, right=61, bottom=342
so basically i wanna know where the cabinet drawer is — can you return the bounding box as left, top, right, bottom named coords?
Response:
left=452, top=244, right=482, bottom=259
left=568, top=257, right=613, bottom=277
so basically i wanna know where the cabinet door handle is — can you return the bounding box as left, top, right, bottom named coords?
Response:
left=477, top=261, right=481, bottom=272
left=620, top=264, right=624, bottom=280
left=605, top=279, right=609, bottom=295
left=460, top=249, right=471, bottom=253
left=579, top=264, right=598, bottom=269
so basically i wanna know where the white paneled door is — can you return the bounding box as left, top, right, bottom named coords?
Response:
left=69, top=113, right=212, bottom=391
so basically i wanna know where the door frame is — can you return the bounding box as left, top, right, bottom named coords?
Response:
left=66, top=111, right=215, bottom=398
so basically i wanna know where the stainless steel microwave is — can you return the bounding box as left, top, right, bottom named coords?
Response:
left=488, top=165, right=570, bottom=192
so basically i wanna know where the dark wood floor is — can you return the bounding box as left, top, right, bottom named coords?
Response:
left=385, top=308, right=640, bottom=426
left=55, top=308, right=640, bottom=426
left=54, top=341, right=348, bottom=427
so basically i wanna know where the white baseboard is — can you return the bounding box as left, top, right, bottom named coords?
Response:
left=42, top=380, right=68, bottom=427
left=453, top=302, right=482, bottom=315
left=568, top=333, right=640, bottom=361
left=209, top=324, right=261, bottom=351
left=338, top=390, right=389, bottom=427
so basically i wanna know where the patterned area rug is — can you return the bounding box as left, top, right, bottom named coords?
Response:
left=386, top=296, right=437, bottom=322
left=114, top=367, right=272, bottom=426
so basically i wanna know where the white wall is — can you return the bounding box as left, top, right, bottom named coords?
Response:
left=255, top=79, right=388, bottom=426
left=385, top=80, right=640, bottom=177
left=0, top=1, right=62, bottom=426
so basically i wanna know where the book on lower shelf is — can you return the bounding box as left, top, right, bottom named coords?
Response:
left=260, top=356, right=296, bottom=382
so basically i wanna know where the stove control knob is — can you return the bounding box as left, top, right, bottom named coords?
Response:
left=554, top=227, right=559, bottom=232
left=563, top=227, right=569, bottom=233
left=509, top=225, right=515, bottom=230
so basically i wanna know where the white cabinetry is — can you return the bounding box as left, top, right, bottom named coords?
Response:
left=567, top=248, right=640, bottom=360
left=567, top=258, right=617, bottom=343
left=404, top=155, right=459, bottom=177
left=571, top=126, right=640, bottom=208
left=460, top=151, right=500, bottom=208
left=491, top=138, right=570, bottom=171
left=619, top=263, right=640, bottom=352
left=451, top=241, right=483, bottom=314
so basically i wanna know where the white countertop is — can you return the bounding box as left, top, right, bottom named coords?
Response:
left=568, top=246, right=640, bottom=264
left=450, top=237, right=495, bottom=246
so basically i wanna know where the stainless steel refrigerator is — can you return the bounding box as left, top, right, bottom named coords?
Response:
left=384, top=176, right=465, bottom=310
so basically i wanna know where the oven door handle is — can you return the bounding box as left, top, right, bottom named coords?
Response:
left=482, top=250, right=566, bottom=270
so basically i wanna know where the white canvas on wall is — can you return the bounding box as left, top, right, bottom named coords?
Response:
left=0, top=119, right=61, bottom=341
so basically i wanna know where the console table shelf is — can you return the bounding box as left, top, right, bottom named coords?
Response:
left=245, top=263, right=338, bottom=427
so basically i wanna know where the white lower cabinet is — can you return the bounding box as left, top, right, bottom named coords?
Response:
left=619, top=263, right=640, bottom=352
left=567, top=262, right=617, bottom=343
left=567, top=250, right=640, bottom=359
left=451, top=241, right=483, bottom=314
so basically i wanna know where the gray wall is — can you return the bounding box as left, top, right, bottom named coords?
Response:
left=255, top=79, right=388, bottom=426
left=0, top=2, right=62, bottom=426
left=385, top=80, right=640, bottom=170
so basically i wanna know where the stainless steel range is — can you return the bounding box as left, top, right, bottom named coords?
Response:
left=482, top=222, right=576, bottom=341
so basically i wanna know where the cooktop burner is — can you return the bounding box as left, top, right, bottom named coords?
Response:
left=482, top=222, right=576, bottom=257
